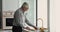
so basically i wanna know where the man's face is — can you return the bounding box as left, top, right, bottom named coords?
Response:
left=22, top=6, right=29, bottom=11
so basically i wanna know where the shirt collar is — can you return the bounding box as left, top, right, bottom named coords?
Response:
left=18, top=8, right=27, bottom=16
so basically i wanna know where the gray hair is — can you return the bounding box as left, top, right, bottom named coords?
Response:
left=21, top=2, right=29, bottom=8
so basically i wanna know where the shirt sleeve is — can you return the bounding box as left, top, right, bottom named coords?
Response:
left=25, top=17, right=36, bottom=27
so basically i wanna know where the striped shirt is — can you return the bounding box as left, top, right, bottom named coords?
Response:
left=13, top=8, right=35, bottom=29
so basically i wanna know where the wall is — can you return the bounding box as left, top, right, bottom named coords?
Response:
left=50, top=0, right=60, bottom=32
left=50, top=0, right=56, bottom=32
left=2, top=0, right=19, bottom=11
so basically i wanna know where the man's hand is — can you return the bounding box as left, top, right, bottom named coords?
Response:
left=34, top=26, right=38, bottom=30
left=25, top=27, right=31, bottom=30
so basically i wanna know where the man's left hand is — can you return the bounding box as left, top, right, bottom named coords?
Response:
left=25, top=27, right=31, bottom=30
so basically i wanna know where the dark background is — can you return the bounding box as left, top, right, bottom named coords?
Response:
left=6, top=18, right=14, bottom=26
left=0, top=0, right=2, bottom=29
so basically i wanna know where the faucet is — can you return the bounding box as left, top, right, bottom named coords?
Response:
left=37, top=18, right=44, bottom=32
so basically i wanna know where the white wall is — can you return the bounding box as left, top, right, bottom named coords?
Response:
left=50, top=0, right=60, bottom=32
left=50, top=0, right=56, bottom=32
left=49, top=0, right=60, bottom=32
left=2, top=0, right=19, bottom=11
